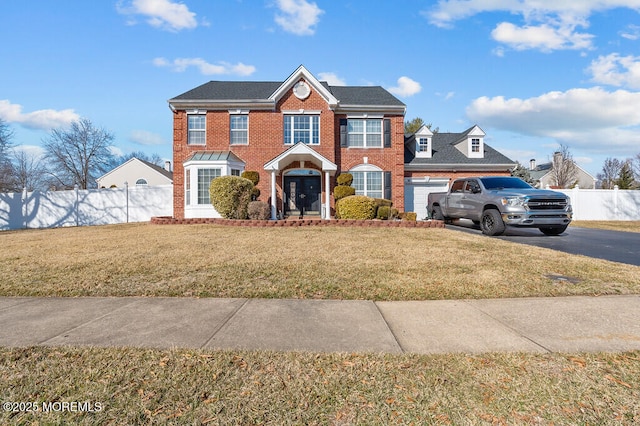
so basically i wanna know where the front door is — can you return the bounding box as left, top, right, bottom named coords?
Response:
left=284, top=175, right=321, bottom=216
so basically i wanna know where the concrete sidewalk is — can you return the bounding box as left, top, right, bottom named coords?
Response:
left=0, top=295, right=639, bottom=354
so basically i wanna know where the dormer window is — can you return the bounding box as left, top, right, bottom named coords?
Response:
left=471, top=138, right=480, bottom=153
left=414, top=125, right=433, bottom=158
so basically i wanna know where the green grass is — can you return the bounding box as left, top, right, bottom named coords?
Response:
left=1, top=223, right=638, bottom=300
left=1, top=347, right=639, bottom=425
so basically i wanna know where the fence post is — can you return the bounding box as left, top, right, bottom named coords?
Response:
left=124, top=181, right=129, bottom=223
left=21, top=187, right=28, bottom=229
left=572, top=185, right=580, bottom=221
left=74, top=184, right=79, bottom=227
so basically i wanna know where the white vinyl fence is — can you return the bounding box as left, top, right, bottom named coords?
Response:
left=0, top=185, right=173, bottom=231
left=555, top=187, right=640, bottom=221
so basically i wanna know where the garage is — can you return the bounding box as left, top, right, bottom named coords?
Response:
left=404, top=178, right=450, bottom=220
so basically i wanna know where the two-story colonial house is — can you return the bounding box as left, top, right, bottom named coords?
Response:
left=169, top=65, right=406, bottom=220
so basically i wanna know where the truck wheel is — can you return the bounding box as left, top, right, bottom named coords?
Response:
left=431, top=206, right=444, bottom=221
left=539, top=225, right=568, bottom=236
left=480, top=209, right=505, bottom=236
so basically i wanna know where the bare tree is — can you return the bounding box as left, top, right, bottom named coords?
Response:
left=597, top=157, right=623, bottom=189
left=549, top=145, right=578, bottom=188
left=43, top=118, right=115, bottom=189
left=632, top=153, right=640, bottom=183
left=12, top=148, right=50, bottom=192
left=0, top=118, right=16, bottom=191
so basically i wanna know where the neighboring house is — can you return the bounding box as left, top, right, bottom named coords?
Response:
left=168, top=65, right=406, bottom=219
left=404, top=125, right=516, bottom=219
left=528, top=156, right=596, bottom=189
left=97, top=157, right=173, bottom=188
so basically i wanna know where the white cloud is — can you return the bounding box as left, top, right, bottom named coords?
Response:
left=129, top=130, right=166, bottom=146
left=491, top=22, right=593, bottom=52
left=0, top=100, right=79, bottom=130
left=273, top=0, right=324, bottom=36
left=466, top=86, right=640, bottom=152
left=387, top=77, right=422, bottom=97
left=588, top=53, right=640, bottom=89
left=620, top=24, right=640, bottom=40
left=116, top=0, right=198, bottom=32
left=318, top=72, right=346, bottom=86
left=153, top=57, right=256, bottom=76
left=423, top=0, right=640, bottom=52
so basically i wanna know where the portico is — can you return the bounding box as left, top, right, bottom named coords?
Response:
left=264, top=142, right=337, bottom=220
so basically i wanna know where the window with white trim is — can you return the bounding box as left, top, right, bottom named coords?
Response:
left=418, top=138, right=429, bottom=152
left=351, top=171, right=383, bottom=198
left=284, top=115, right=319, bottom=145
left=347, top=119, right=382, bottom=147
left=230, top=115, right=248, bottom=145
left=185, top=169, right=191, bottom=205
left=471, top=138, right=480, bottom=153
left=197, top=168, right=220, bottom=205
left=188, top=114, right=206, bottom=145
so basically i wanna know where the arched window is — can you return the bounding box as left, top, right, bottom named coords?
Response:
left=135, top=178, right=148, bottom=186
left=349, top=164, right=383, bottom=199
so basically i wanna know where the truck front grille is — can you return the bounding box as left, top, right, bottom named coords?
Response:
left=527, top=198, right=568, bottom=210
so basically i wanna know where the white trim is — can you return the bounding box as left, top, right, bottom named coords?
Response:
left=269, top=65, right=339, bottom=108
left=350, top=163, right=382, bottom=172
left=264, top=142, right=337, bottom=173
left=281, top=110, right=322, bottom=115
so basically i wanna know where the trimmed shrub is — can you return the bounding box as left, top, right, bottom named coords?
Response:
left=390, top=208, right=399, bottom=220
left=336, top=173, right=353, bottom=186
left=337, top=195, right=377, bottom=220
left=248, top=201, right=271, bottom=220
left=403, top=212, right=417, bottom=221
left=209, top=176, right=254, bottom=219
left=376, top=205, right=391, bottom=220
left=373, top=198, right=393, bottom=208
left=241, top=171, right=260, bottom=186
left=334, top=185, right=355, bottom=201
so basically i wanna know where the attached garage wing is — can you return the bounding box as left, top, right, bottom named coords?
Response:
left=404, top=178, right=449, bottom=220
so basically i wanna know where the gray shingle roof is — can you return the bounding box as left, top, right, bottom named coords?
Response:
left=138, top=158, right=173, bottom=180
left=405, top=127, right=515, bottom=168
left=170, top=81, right=404, bottom=107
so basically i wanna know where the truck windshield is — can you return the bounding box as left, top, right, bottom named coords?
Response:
left=480, top=177, right=533, bottom=190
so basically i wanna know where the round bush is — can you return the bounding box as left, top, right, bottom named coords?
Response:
left=337, top=195, right=377, bottom=220
left=333, top=185, right=355, bottom=201
left=376, top=205, right=391, bottom=220
left=247, top=201, right=271, bottom=220
left=336, top=173, right=353, bottom=186
left=241, top=171, right=260, bottom=186
left=209, top=176, right=254, bottom=219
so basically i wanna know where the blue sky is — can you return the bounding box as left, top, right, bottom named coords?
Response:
left=2, top=0, right=640, bottom=178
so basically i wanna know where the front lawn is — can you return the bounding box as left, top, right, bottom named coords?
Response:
left=0, top=223, right=638, bottom=299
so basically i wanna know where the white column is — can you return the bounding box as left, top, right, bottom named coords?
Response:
left=270, top=170, right=277, bottom=220
left=324, top=171, right=331, bottom=220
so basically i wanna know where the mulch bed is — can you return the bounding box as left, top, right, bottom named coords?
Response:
left=150, top=216, right=445, bottom=228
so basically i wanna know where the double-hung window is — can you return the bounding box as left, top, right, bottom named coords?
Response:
left=284, top=115, right=319, bottom=145
left=347, top=119, right=382, bottom=148
left=418, top=138, right=429, bottom=152
left=197, top=168, right=220, bottom=205
left=351, top=171, right=383, bottom=198
left=471, top=138, right=480, bottom=153
left=187, top=114, right=206, bottom=145
left=230, top=115, right=248, bottom=145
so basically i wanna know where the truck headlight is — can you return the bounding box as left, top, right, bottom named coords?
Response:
left=501, top=196, right=525, bottom=206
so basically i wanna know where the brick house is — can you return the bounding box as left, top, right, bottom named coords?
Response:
left=168, top=65, right=515, bottom=220
left=169, top=65, right=406, bottom=219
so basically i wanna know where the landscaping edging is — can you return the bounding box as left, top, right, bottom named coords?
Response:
left=150, top=216, right=445, bottom=228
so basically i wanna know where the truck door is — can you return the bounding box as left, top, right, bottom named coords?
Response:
left=462, top=179, right=483, bottom=220
left=446, top=179, right=465, bottom=217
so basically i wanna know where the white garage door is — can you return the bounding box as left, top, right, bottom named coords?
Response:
left=405, top=180, right=449, bottom=220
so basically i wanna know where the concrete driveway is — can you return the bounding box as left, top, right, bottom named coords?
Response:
left=447, top=220, right=640, bottom=267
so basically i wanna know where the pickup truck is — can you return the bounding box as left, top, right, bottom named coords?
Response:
left=427, top=176, right=572, bottom=236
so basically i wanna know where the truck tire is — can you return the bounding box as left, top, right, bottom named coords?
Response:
left=431, top=205, right=444, bottom=221
left=539, top=225, right=568, bottom=236
left=480, top=209, right=506, bottom=236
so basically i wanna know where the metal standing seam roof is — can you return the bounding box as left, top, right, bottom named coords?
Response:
left=184, top=151, right=245, bottom=163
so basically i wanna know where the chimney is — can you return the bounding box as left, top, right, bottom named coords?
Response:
left=164, top=161, right=172, bottom=172
left=529, top=159, right=536, bottom=170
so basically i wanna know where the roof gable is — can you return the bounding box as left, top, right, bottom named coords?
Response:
left=268, top=65, right=338, bottom=108
left=97, top=157, right=173, bottom=183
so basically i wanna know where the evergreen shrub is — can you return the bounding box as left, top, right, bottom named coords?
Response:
left=209, top=176, right=254, bottom=219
